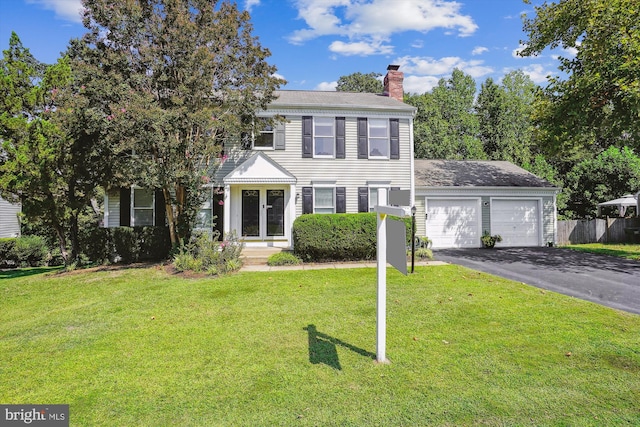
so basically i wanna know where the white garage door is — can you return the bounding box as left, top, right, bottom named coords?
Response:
left=491, top=199, right=540, bottom=247
left=426, top=198, right=481, bottom=248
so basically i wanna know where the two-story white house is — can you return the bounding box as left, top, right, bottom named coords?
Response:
left=103, top=65, right=417, bottom=248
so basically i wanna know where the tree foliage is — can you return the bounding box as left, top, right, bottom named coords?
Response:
left=336, top=72, right=383, bottom=93
left=75, top=0, right=284, bottom=246
left=564, top=146, right=640, bottom=218
left=0, top=32, right=102, bottom=264
left=406, top=69, right=484, bottom=159
left=476, top=71, right=536, bottom=165
left=521, top=0, right=640, bottom=154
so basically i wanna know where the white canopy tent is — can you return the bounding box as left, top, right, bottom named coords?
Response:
left=597, top=194, right=639, bottom=217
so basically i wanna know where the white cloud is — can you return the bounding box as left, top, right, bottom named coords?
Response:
left=472, top=46, right=488, bottom=56
left=289, top=0, right=477, bottom=56
left=26, top=0, right=83, bottom=23
left=512, top=43, right=527, bottom=58
left=244, top=0, right=261, bottom=11
left=329, top=39, right=393, bottom=56
left=403, top=75, right=440, bottom=94
left=315, top=81, right=338, bottom=91
left=395, top=55, right=493, bottom=79
left=520, top=64, right=551, bottom=84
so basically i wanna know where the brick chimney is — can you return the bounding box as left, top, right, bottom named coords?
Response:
left=383, top=64, right=404, bottom=102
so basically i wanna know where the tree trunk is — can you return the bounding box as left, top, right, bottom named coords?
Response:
left=69, top=212, right=80, bottom=263
left=53, top=222, right=69, bottom=265
left=163, top=187, right=178, bottom=248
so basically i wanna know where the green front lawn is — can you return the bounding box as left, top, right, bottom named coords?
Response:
left=562, top=243, right=640, bottom=260
left=1, top=265, right=639, bottom=426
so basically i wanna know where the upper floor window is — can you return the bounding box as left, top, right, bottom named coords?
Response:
left=253, top=118, right=274, bottom=149
left=314, top=117, right=335, bottom=157
left=368, top=119, right=389, bottom=158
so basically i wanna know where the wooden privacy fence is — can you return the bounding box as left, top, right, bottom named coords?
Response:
left=557, top=217, right=640, bottom=245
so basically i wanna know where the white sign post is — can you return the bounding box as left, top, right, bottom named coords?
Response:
left=374, top=204, right=409, bottom=364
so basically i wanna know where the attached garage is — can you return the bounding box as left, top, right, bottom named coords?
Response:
left=425, top=198, right=481, bottom=248
left=414, top=160, right=559, bottom=248
left=490, top=199, right=541, bottom=247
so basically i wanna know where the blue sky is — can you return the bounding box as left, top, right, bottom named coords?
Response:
left=0, top=0, right=574, bottom=94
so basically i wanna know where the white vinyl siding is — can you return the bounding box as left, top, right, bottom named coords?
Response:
left=0, top=196, right=20, bottom=237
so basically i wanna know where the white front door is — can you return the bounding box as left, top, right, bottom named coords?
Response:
left=241, top=188, right=286, bottom=240
left=426, top=198, right=481, bottom=248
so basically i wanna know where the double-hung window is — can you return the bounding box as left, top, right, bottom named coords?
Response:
left=133, top=188, right=154, bottom=226
left=368, top=118, right=389, bottom=158
left=368, top=187, right=389, bottom=212
left=314, top=117, right=334, bottom=157
left=253, top=118, right=274, bottom=149
left=314, top=187, right=335, bottom=213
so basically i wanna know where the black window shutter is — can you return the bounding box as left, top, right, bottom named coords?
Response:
left=302, top=116, right=312, bottom=158
left=274, top=118, right=286, bottom=150
left=213, top=187, right=224, bottom=237
left=358, top=187, right=369, bottom=213
left=119, top=187, right=131, bottom=227
left=336, top=187, right=346, bottom=213
left=335, top=117, right=345, bottom=159
left=154, top=189, right=166, bottom=226
left=302, top=187, right=313, bottom=214
left=357, top=118, right=368, bottom=159
left=390, top=118, right=400, bottom=159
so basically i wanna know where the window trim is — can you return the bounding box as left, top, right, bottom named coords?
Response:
left=368, top=186, right=390, bottom=212
left=313, top=186, right=336, bottom=214
left=252, top=117, right=275, bottom=150
left=131, top=187, right=155, bottom=227
left=368, top=118, right=390, bottom=159
left=313, top=117, right=335, bottom=158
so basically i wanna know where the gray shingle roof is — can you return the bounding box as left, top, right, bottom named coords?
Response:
left=270, top=90, right=417, bottom=112
left=414, top=159, right=557, bottom=188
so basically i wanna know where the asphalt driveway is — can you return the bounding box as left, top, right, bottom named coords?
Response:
left=433, top=247, right=640, bottom=315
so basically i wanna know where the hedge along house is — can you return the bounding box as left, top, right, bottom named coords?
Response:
left=414, top=160, right=559, bottom=249
left=103, top=65, right=417, bottom=248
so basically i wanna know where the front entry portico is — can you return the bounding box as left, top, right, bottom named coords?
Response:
left=222, top=152, right=296, bottom=248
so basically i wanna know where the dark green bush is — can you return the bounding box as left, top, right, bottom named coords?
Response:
left=0, top=238, right=17, bottom=267
left=292, top=213, right=411, bottom=262
left=112, top=227, right=140, bottom=263
left=11, top=235, right=48, bottom=267
left=79, top=226, right=112, bottom=264
left=136, top=226, right=171, bottom=261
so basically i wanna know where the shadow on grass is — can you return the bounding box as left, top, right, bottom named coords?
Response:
left=304, top=324, right=376, bottom=370
left=0, top=266, right=64, bottom=280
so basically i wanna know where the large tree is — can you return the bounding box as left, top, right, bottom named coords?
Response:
left=521, top=0, right=640, bottom=154
left=407, top=69, right=484, bottom=159
left=335, top=72, right=383, bottom=93
left=476, top=71, right=536, bottom=165
left=76, top=0, right=283, bottom=247
left=0, top=32, right=102, bottom=263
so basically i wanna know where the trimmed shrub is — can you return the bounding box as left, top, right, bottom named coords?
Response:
left=267, top=252, right=302, bottom=266
left=112, top=227, right=139, bottom=263
left=0, top=238, right=17, bottom=267
left=292, top=213, right=411, bottom=262
left=12, top=235, right=48, bottom=267
left=136, top=226, right=171, bottom=261
left=79, top=226, right=112, bottom=264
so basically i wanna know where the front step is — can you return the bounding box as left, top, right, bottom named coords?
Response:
left=240, top=247, right=289, bottom=265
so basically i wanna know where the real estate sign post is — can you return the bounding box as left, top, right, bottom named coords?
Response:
left=375, top=191, right=409, bottom=363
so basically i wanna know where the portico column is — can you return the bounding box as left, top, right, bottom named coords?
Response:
left=223, top=184, right=231, bottom=238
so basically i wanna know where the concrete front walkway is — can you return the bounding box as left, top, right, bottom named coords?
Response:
left=240, top=259, right=446, bottom=272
